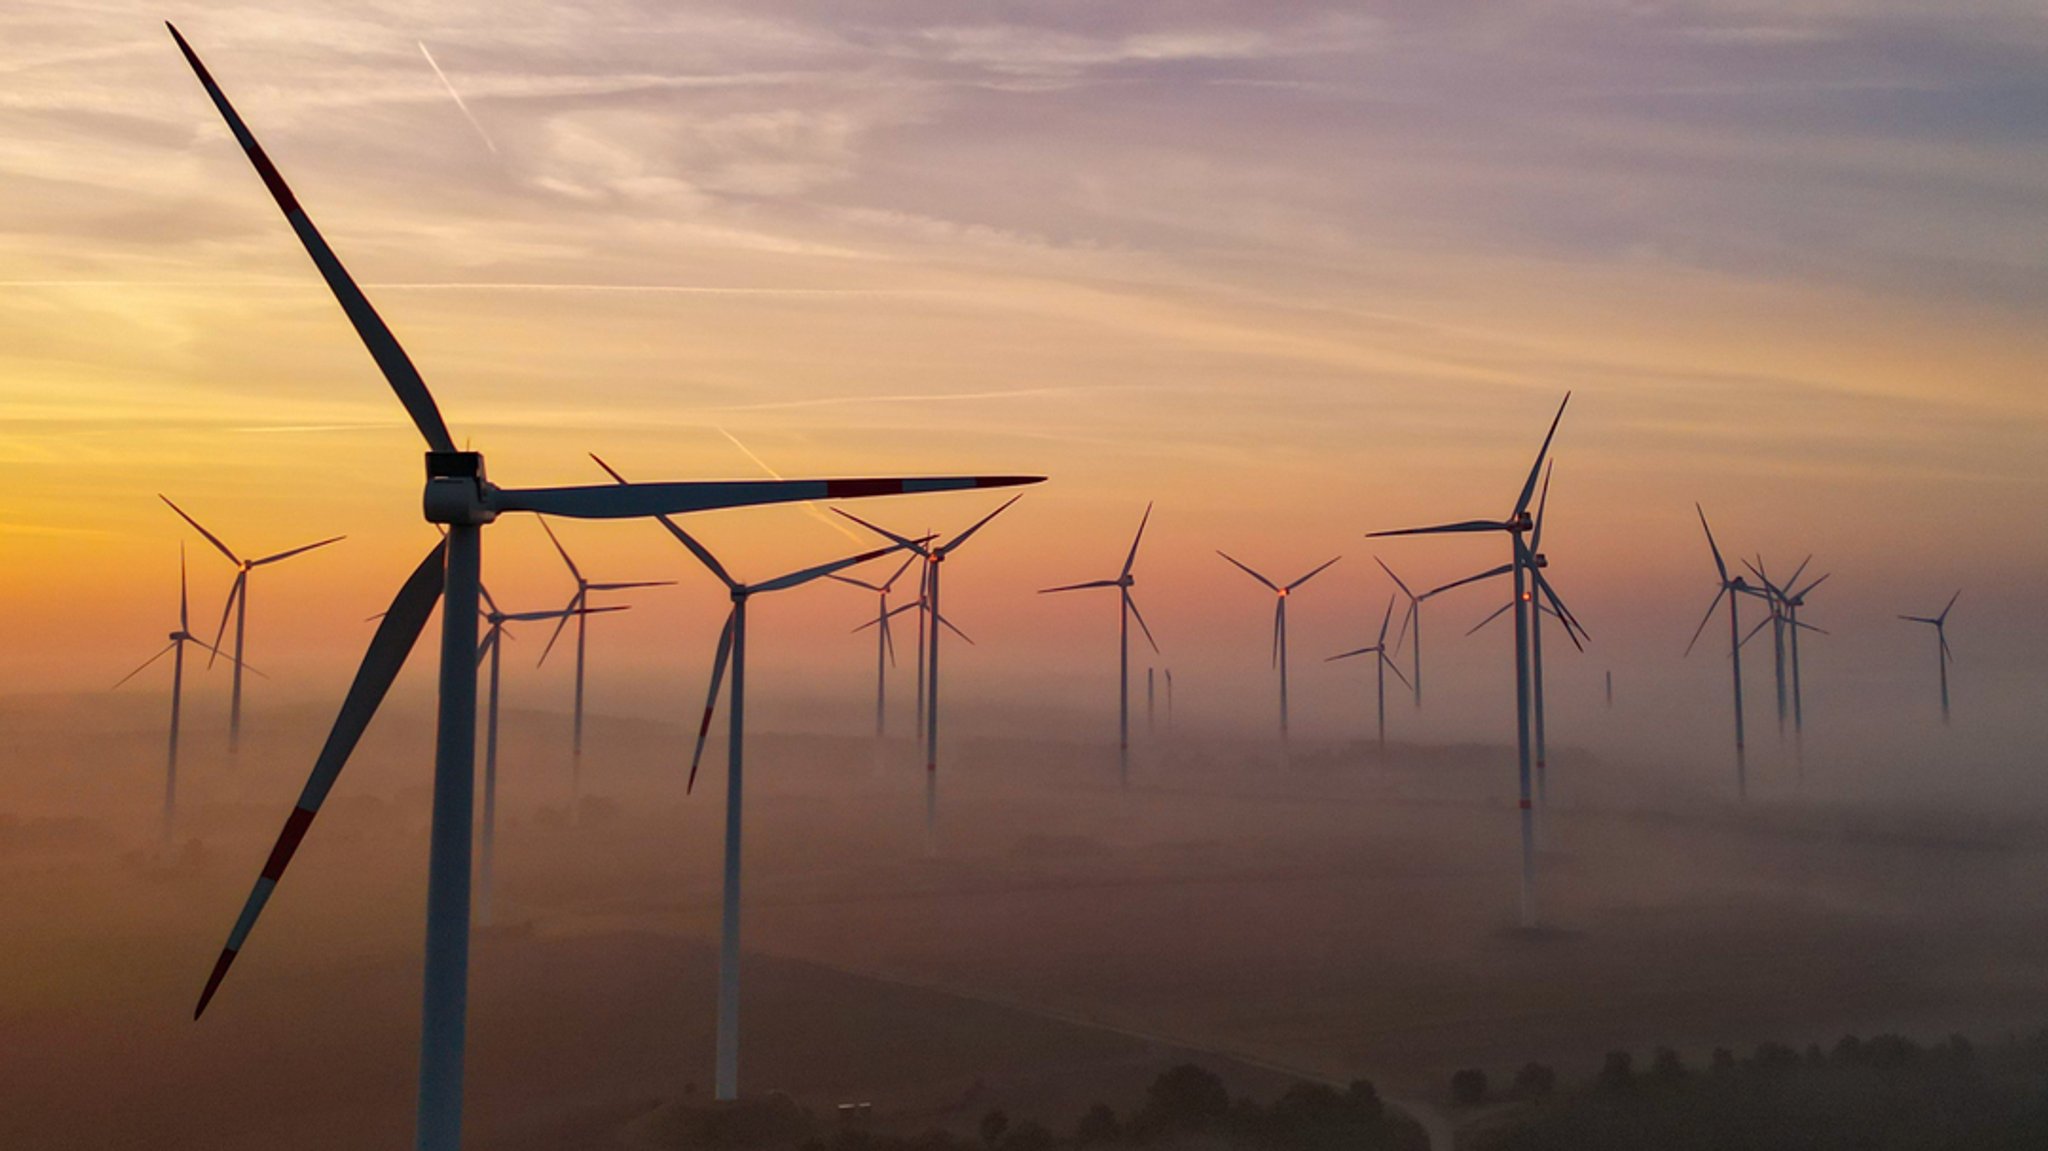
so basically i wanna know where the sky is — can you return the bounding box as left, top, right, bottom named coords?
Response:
left=3, top=2, right=2045, bottom=761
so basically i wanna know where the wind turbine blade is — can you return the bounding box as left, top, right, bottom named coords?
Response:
left=937, top=492, right=1025, bottom=557
left=1381, top=652, right=1413, bottom=691
left=1325, top=646, right=1375, bottom=662
left=936, top=612, right=976, bottom=645
left=881, top=552, right=917, bottom=591
left=536, top=517, right=583, bottom=583
left=1216, top=551, right=1278, bottom=591
left=505, top=477, right=1041, bottom=521
left=477, top=581, right=501, bottom=618
left=829, top=574, right=884, bottom=592
left=159, top=495, right=240, bottom=565
left=208, top=572, right=245, bottom=670
left=1898, top=615, right=1937, bottom=624
left=1695, top=504, right=1729, bottom=583
left=585, top=580, right=674, bottom=592
left=1792, top=571, right=1832, bottom=601
left=1465, top=600, right=1514, bottom=637
left=1514, top=393, right=1570, bottom=519
left=1394, top=602, right=1415, bottom=656
left=835, top=510, right=928, bottom=555
left=475, top=629, right=496, bottom=669
left=1740, top=558, right=1781, bottom=599
left=1376, top=594, right=1396, bottom=646
left=1535, top=578, right=1587, bottom=652
left=1683, top=586, right=1727, bottom=656
left=1286, top=555, right=1342, bottom=591
left=1039, top=578, right=1120, bottom=594
left=536, top=590, right=582, bottom=667
left=687, top=610, right=737, bottom=795
left=1374, top=556, right=1416, bottom=601
left=1271, top=600, right=1283, bottom=668
left=1792, top=619, right=1828, bottom=635
left=504, top=605, right=627, bottom=622
left=1939, top=589, right=1961, bottom=623
left=167, top=26, right=456, bottom=454
left=113, top=643, right=178, bottom=689
left=1529, top=461, right=1554, bottom=553
left=193, top=541, right=444, bottom=1018
left=1125, top=590, right=1160, bottom=654
left=590, top=453, right=737, bottom=590
left=881, top=611, right=896, bottom=667
left=1368, top=519, right=1504, bottom=538
left=1737, top=613, right=1773, bottom=650
left=855, top=601, right=922, bottom=632
left=1121, top=501, right=1153, bottom=579
left=179, top=544, right=190, bottom=632
left=250, top=535, right=345, bottom=567
left=1424, top=562, right=1514, bottom=599
left=1941, top=634, right=1954, bottom=665
left=1785, top=555, right=1813, bottom=592
left=192, top=636, right=267, bottom=679
left=756, top=541, right=918, bottom=594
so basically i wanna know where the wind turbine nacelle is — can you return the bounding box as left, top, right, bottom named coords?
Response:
left=423, top=452, right=500, bottom=526
left=1530, top=552, right=1548, bottom=569
left=1510, top=511, right=1534, bottom=532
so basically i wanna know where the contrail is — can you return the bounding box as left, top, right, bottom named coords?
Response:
left=716, top=426, right=864, bottom=542
left=418, top=41, right=498, bottom=155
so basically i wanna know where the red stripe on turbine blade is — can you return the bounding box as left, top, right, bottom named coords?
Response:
left=166, top=26, right=302, bottom=215
left=825, top=479, right=908, bottom=499
left=697, top=708, right=716, bottom=741
left=1518, top=799, right=1533, bottom=810
left=194, top=947, right=239, bottom=1019
left=261, top=805, right=316, bottom=881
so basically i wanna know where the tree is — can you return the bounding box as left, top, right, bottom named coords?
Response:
left=979, top=1111, right=1009, bottom=1148
left=1450, top=1068, right=1489, bottom=1107
left=1073, top=1103, right=1120, bottom=1146
left=1137, top=1065, right=1230, bottom=1134
left=1513, top=1063, right=1555, bottom=1097
left=1345, top=1078, right=1385, bottom=1120
left=1597, top=1051, right=1634, bottom=1092
left=1649, top=1048, right=1686, bottom=1083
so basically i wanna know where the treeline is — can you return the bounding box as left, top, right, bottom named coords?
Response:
left=1466, top=1030, right=2048, bottom=1150
left=649, top=1064, right=1426, bottom=1151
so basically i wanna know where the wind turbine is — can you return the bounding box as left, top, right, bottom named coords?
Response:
left=1421, top=465, right=1588, bottom=808
left=839, top=496, right=1023, bottom=852
left=1685, top=506, right=1769, bottom=800
left=168, top=26, right=1042, bottom=1148
left=1900, top=591, right=1960, bottom=724
left=1743, top=558, right=1829, bottom=761
left=532, top=518, right=671, bottom=812
left=113, top=545, right=246, bottom=848
left=1376, top=558, right=1428, bottom=708
left=830, top=553, right=918, bottom=737
left=1368, top=394, right=1569, bottom=928
left=476, top=586, right=620, bottom=927
left=159, top=495, right=341, bottom=752
left=597, top=455, right=916, bottom=1102
left=1039, top=503, right=1160, bottom=787
left=1216, top=552, right=1341, bottom=742
left=1326, top=594, right=1412, bottom=754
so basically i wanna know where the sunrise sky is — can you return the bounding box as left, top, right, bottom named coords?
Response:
left=4, top=2, right=2044, bottom=752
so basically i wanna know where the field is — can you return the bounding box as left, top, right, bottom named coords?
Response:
left=5, top=692, right=2047, bottom=1148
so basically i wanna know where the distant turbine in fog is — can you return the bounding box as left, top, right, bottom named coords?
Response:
left=1742, top=558, right=1829, bottom=762
left=1428, top=464, right=1588, bottom=809
left=1376, top=558, right=1429, bottom=709
left=476, top=585, right=620, bottom=927
left=601, top=452, right=917, bottom=1102
left=1327, top=594, right=1412, bottom=754
left=1685, top=507, right=1770, bottom=801
left=1899, top=590, right=1960, bottom=724
left=840, top=495, right=1024, bottom=852
left=831, top=554, right=918, bottom=738
left=535, top=518, right=672, bottom=811
left=1217, top=551, right=1341, bottom=743
left=160, top=495, right=341, bottom=752
left=113, top=545, right=250, bottom=848
left=1165, top=667, right=1175, bottom=732
left=1040, top=503, right=1160, bottom=787
left=1370, top=393, right=1569, bottom=929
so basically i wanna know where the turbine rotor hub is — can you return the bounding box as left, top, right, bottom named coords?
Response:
left=422, top=451, right=499, bottom=526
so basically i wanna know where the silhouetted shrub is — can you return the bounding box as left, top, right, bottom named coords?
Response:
left=1073, top=1103, right=1119, bottom=1145
left=979, top=1110, right=1009, bottom=1147
left=997, top=1120, right=1054, bottom=1151
left=1597, top=1051, right=1634, bottom=1092
left=1136, top=1065, right=1230, bottom=1134
left=1450, top=1068, right=1489, bottom=1107
left=1805, top=1044, right=1826, bottom=1067
left=1346, top=1078, right=1385, bottom=1120
left=1649, top=1048, right=1686, bottom=1083
left=1751, top=1042, right=1800, bottom=1072
left=1833, top=1034, right=1866, bottom=1065
left=1514, top=1063, right=1555, bottom=1097
left=1711, top=1048, right=1736, bottom=1074
left=1866, top=1033, right=1923, bottom=1069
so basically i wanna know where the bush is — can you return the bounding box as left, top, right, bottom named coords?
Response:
left=979, top=1110, right=1009, bottom=1148
left=1073, top=1103, right=1119, bottom=1145
left=1751, top=1042, right=1801, bottom=1072
left=1513, top=1063, right=1555, bottom=1098
left=1136, top=1065, right=1230, bottom=1133
left=1649, top=1048, right=1686, bottom=1083
left=1711, top=1048, right=1736, bottom=1074
left=1450, top=1068, right=1489, bottom=1107
left=1345, top=1078, right=1385, bottom=1120
left=1597, top=1051, right=1634, bottom=1092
